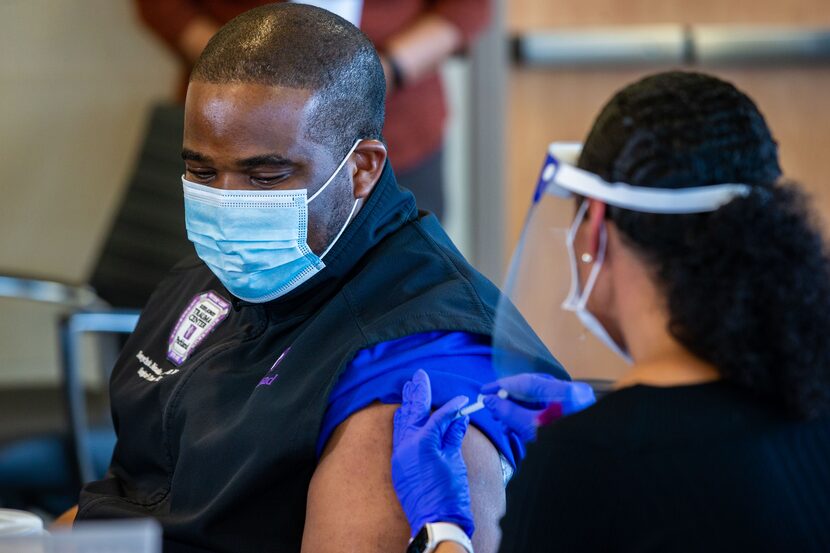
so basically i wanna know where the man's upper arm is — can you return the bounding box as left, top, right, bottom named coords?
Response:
left=302, top=402, right=505, bottom=553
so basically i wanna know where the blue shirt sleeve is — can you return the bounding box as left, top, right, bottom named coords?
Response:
left=317, top=331, right=525, bottom=469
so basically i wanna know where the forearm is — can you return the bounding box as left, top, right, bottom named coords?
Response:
left=178, top=15, right=219, bottom=64
left=383, top=14, right=462, bottom=86
left=134, top=0, right=215, bottom=61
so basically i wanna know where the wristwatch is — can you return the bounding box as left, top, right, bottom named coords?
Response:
left=407, top=522, right=474, bottom=553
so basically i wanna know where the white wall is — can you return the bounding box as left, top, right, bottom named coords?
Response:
left=0, top=0, right=178, bottom=280
left=0, top=0, right=178, bottom=386
left=441, top=59, right=473, bottom=258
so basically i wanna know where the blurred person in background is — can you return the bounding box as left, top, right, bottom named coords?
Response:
left=389, top=71, right=830, bottom=553
left=135, top=0, right=491, bottom=221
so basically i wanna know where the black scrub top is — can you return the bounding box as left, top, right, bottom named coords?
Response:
left=499, top=381, right=830, bottom=552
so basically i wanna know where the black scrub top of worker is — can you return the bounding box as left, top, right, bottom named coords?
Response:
left=499, top=381, right=830, bottom=553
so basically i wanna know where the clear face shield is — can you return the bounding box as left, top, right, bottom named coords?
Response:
left=493, top=142, right=752, bottom=385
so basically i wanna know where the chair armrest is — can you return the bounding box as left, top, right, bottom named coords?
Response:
left=63, top=310, right=141, bottom=335
left=0, top=274, right=103, bottom=308
left=60, top=309, right=141, bottom=486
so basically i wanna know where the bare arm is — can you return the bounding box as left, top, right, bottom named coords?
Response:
left=382, top=14, right=463, bottom=88
left=177, top=16, right=219, bottom=64
left=380, top=0, right=490, bottom=90
left=133, top=0, right=218, bottom=62
left=301, top=403, right=504, bottom=553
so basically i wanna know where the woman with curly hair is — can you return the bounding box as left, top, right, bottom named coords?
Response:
left=391, top=71, right=830, bottom=552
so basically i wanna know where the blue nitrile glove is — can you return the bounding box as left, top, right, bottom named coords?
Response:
left=392, top=369, right=475, bottom=539
left=481, top=373, right=596, bottom=443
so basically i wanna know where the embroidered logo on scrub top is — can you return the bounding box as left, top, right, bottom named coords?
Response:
left=167, top=291, right=231, bottom=366
left=258, top=347, right=291, bottom=387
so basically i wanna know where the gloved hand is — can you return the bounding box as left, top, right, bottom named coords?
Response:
left=481, top=373, right=596, bottom=443
left=392, top=369, right=475, bottom=539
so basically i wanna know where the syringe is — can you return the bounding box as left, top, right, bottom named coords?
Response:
left=457, top=389, right=509, bottom=417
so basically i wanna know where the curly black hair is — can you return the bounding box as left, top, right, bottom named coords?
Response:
left=578, top=71, right=830, bottom=419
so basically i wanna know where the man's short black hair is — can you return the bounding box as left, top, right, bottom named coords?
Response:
left=191, top=3, right=385, bottom=158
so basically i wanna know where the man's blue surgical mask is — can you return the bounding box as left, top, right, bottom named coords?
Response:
left=183, top=140, right=362, bottom=303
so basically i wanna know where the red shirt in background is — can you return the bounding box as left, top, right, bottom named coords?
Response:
left=135, top=0, right=491, bottom=172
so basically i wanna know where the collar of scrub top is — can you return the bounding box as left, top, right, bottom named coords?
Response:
left=533, top=142, right=752, bottom=214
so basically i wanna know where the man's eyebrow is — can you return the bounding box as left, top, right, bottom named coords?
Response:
left=180, top=150, right=295, bottom=168
left=182, top=149, right=210, bottom=163
left=237, top=154, right=294, bottom=169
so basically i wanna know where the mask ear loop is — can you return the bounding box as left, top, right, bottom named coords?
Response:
left=576, top=222, right=607, bottom=310
left=562, top=200, right=589, bottom=311
left=320, top=198, right=359, bottom=259
left=564, top=206, right=631, bottom=363
left=307, top=139, right=363, bottom=204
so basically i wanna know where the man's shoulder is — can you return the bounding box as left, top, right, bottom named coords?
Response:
left=139, top=254, right=223, bottom=319
left=154, top=254, right=216, bottom=292
left=345, top=215, right=498, bottom=330
left=167, top=253, right=209, bottom=276
left=344, top=215, right=560, bottom=376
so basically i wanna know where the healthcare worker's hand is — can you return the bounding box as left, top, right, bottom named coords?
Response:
left=392, top=369, right=475, bottom=539
left=481, top=373, right=596, bottom=443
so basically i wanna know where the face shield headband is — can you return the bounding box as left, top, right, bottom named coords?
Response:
left=536, top=142, right=752, bottom=365
left=534, top=142, right=752, bottom=213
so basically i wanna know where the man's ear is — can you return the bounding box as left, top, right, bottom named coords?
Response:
left=351, top=140, right=387, bottom=200
left=586, top=199, right=607, bottom=256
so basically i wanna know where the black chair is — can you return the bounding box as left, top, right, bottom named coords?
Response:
left=90, top=104, right=192, bottom=309
left=0, top=104, right=192, bottom=513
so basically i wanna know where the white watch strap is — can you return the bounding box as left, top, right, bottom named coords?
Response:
left=427, top=523, right=474, bottom=553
